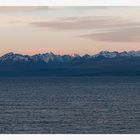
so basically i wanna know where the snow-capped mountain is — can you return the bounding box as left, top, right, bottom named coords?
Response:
left=120, top=51, right=140, bottom=57
left=94, top=51, right=140, bottom=58
left=94, top=51, right=119, bottom=58
left=32, top=52, right=61, bottom=62
left=1, top=51, right=140, bottom=63
left=0, top=52, right=30, bottom=62
left=0, top=50, right=140, bottom=76
left=0, top=52, right=74, bottom=63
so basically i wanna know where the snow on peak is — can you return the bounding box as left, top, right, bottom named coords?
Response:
left=120, top=51, right=140, bottom=57
left=0, top=52, right=29, bottom=61
left=94, top=51, right=140, bottom=58
left=94, top=51, right=118, bottom=58
left=32, top=52, right=62, bottom=62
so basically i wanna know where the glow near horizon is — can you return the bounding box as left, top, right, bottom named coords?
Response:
left=0, top=6, right=140, bottom=55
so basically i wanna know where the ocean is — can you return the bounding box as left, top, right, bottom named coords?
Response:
left=0, top=76, right=140, bottom=133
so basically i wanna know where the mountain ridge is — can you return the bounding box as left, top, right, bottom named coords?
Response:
left=0, top=50, right=140, bottom=76
left=1, top=50, right=140, bottom=63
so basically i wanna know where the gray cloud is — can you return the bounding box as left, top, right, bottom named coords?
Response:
left=30, top=16, right=140, bottom=42
left=81, top=26, right=140, bottom=42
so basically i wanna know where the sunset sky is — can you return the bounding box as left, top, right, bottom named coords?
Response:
left=0, top=6, right=140, bottom=55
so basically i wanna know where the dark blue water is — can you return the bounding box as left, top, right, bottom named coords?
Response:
left=0, top=76, right=140, bottom=133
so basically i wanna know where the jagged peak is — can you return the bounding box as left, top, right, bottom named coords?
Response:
left=0, top=52, right=29, bottom=61
left=2, top=52, right=14, bottom=56
left=94, top=51, right=118, bottom=58
left=94, top=50, right=140, bottom=58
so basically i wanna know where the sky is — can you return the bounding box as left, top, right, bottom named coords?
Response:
left=0, top=6, right=140, bottom=55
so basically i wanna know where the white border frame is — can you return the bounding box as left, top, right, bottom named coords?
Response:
left=0, top=0, right=140, bottom=6
left=0, top=134, right=140, bottom=140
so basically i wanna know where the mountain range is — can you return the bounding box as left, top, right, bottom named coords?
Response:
left=1, top=51, right=140, bottom=76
